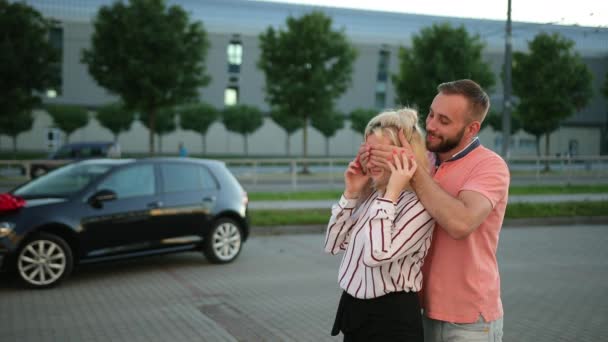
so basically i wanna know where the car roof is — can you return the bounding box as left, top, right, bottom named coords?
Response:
left=60, top=141, right=115, bottom=148
left=140, top=157, right=225, bottom=167
left=74, top=157, right=224, bottom=168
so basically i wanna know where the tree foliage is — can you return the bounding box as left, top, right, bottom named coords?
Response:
left=96, top=102, right=135, bottom=142
left=258, top=11, right=357, bottom=159
left=392, top=23, right=495, bottom=123
left=349, top=108, right=377, bottom=135
left=270, top=109, right=304, bottom=156
left=82, top=0, right=210, bottom=154
left=179, top=102, right=218, bottom=154
left=485, top=110, right=521, bottom=135
left=0, top=1, right=59, bottom=118
left=512, top=32, right=593, bottom=157
left=0, top=112, right=34, bottom=152
left=311, top=111, right=345, bottom=156
left=222, top=105, right=264, bottom=156
left=46, top=105, right=90, bottom=142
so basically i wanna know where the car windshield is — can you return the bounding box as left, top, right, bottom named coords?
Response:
left=14, top=163, right=113, bottom=198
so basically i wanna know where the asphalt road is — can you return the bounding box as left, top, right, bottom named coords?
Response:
left=1, top=225, right=607, bottom=341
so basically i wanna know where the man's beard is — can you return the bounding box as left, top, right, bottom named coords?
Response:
left=426, top=127, right=466, bottom=153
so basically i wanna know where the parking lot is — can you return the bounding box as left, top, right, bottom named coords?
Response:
left=1, top=224, right=607, bottom=342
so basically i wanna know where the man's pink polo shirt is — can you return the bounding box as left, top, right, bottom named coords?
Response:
left=421, top=141, right=510, bottom=323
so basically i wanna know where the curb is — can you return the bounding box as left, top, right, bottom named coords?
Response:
left=250, top=216, right=608, bottom=236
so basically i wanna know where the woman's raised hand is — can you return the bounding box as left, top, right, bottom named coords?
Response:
left=344, top=155, right=370, bottom=199
left=385, top=150, right=417, bottom=202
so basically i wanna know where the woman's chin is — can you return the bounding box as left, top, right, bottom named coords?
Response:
left=371, top=177, right=388, bottom=189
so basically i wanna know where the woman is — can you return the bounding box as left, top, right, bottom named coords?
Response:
left=324, top=107, right=434, bottom=341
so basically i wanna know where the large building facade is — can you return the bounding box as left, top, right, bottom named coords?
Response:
left=4, top=0, right=608, bottom=156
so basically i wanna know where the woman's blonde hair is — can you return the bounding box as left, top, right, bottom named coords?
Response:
left=364, top=107, right=429, bottom=175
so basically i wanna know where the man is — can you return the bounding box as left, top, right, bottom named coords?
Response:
left=362, top=79, right=509, bottom=341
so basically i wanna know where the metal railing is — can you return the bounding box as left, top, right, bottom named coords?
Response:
left=1, top=155, right=607, bottom=191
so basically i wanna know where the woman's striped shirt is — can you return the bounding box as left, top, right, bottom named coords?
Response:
left=324, top=190, right=434, bottom=299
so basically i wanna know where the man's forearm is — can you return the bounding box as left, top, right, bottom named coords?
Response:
left=410, top=170, right=474, bottom=239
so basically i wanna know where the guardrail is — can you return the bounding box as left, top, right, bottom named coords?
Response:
left=1, top=155, right=607, bottom=190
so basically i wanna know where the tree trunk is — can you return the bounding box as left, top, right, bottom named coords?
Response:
left=148, top=108, right=156, bottom=155
left=113, top=134, right=119, bottom=143
left=301, top=116, right=310, bottom=174
left=286, top=133, right=291, bottom=157
left=158, top=134, right=162, bottom=154
left=325, top=137, right=330, bottom=156
left=535, top=135, right=541, bottom=157
left=544, top=132, right=551, bottom=172
left=202, top=134, right=207, bottom=155
left=11, top=136, right=17, bottom=153
left=244, top=134, right=248, bottom=156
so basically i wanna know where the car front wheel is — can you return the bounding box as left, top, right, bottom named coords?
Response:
left=16, top=233, right=73, bottom=288
left=202, top=218, right=243, bottom=264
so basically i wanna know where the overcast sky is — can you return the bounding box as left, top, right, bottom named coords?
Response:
left=255, top=0, right=607, bottom=27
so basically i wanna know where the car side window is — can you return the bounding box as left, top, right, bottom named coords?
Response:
left=161, top=164, right=217, bottom=193
left=97, top=164, right=155, bottom=199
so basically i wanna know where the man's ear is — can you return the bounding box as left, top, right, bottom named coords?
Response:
left=467, top=121, right=481, bottom=137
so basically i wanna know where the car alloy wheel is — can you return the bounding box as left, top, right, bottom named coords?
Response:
left=16, top=233, right=73, bottom=288
left=203, top=218, right=242, bottom=264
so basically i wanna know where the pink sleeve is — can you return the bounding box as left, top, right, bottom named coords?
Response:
left=459, top=155, right=510, bottom=208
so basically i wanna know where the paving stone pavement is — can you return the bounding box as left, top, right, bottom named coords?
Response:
left=1, top=225, right=607, bottom=341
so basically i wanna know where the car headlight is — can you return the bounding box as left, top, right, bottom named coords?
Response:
left=0, top=222, right=15, bottom=238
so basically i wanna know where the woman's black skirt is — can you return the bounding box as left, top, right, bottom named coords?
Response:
left=331, top=290, right=423, bottom=342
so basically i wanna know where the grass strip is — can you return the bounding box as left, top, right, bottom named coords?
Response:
left=250, top=201, right=608, bottom=226
left=248, top=185, right=608, bottom=201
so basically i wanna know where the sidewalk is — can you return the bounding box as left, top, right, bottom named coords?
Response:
left=249, top=193, right=608, bottom=210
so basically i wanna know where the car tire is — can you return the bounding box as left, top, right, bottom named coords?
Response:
left=202, top=218, right=243, bottom=264
left=15, top=232, right=74, bottom=289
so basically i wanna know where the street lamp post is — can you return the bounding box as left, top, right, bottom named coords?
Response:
left=502, top=0, right=513, bottom=158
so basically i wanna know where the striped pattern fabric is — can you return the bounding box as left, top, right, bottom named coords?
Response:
left=324, top=191, right=434, bottom=299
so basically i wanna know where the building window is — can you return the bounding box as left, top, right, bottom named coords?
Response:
left=227, top=39, right=242, bottom=73
left=374, top=48, right=390, bottom=109
left=224, top=86, right=239, bottom=106
left=47, top=26, right=63, bottom=97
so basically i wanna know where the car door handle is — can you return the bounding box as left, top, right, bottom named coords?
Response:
left=202, top=196, right=216, bottom=203
left=147, top=201, right=163, bottom=208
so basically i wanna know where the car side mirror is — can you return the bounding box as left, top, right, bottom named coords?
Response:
left=88, top=189, right=117, bottom=208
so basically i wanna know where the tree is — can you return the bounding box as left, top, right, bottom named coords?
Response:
left=82, top=0, right=210, bottom=155
left=222, top=105, right=263, bottom=156
left=0, top=111, right=34, bottom=152
left=270, top=109, right=303, bottom=156
left=392, top=23, right=495, bottom=124
left=349, top=108, right=377, bottom=135
left=485, top=110, right=521, bottom=135
left=258, top=11, right=357, bottom=162
left=140, top=107, right=176, bottom=153
left=178, top=102, right=218, bottom=155
left=96, top=102, right=135, bottom=142
left=46, top=105, right=89, bottom=143
left=312, top=110, right=345, bottom=156
left=0, top=1, right=59, bottom=119
left=512, top=32, right=593, bottom=164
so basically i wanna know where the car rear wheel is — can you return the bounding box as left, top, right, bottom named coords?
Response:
left=16, top=233, right=73, bottom=288
left=202, top=218, right=243, bottom=264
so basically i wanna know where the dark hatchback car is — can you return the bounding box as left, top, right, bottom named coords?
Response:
left=0, top=158, right=249, bottom=288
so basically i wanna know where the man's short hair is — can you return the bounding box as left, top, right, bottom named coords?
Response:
left=437, top=79, right=490, bottom=122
